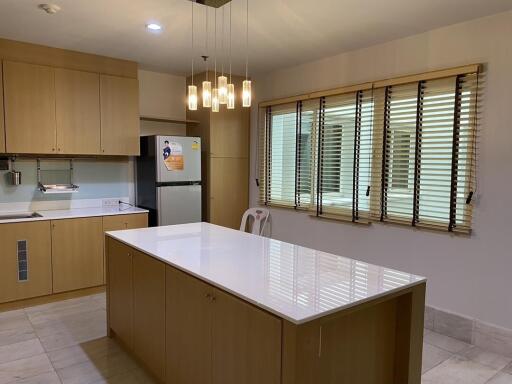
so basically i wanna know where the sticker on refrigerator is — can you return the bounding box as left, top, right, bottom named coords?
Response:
left=163, top=141, right=184, bottom=171
left=192, top=140, right=200, bottom=150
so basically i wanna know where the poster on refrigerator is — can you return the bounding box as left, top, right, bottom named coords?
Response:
left=163, top=140, right=184, bottom=171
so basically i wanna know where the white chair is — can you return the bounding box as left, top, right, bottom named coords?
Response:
left=240, top=208, right=270, bottom=236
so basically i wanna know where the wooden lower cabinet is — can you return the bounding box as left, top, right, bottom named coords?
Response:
left=166, top=267, right=213, bottom=384
left=132, top=251, right=166, bottom=382
left=103, top=213, right=148, bottom=231
left=107, top=238, right=133, bottom=349
left=51, top=217, right=104, bottom=293
left=102, top=213, right=148, bottom=281
left=0, top=221, right=52, bottom=303
left=165, top=266, right=281, bottom=384
left=211, top=288, right=282, bottom=384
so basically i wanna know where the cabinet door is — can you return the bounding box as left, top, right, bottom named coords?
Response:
left=166, top=266, right=213, bottom=384
left=107, top=238, right=133, bottom=349
left=100, top=75, right=140, bottom=155
left=0, top=221, right=52, bottom=303
left=210, top=107, right=249, bottom=158
left=55, top=68, right=101, bottom=154
left=212, top=289, right=282, bottom=384
left=102, top=213, right=148, bottom=283
left=209, top=157, right=249, bottom=229
left=3, top=61, right=56, bottom=154
left=0, top=63, right=5, bottom=153
left=133, top=251, right=166, bottom=382
left=51, top=217, right=104, bottom=293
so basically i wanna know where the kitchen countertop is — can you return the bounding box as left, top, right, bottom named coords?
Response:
left=0, top=206, right=148, bottom=224
left=107, top=222, right=426, bottom=324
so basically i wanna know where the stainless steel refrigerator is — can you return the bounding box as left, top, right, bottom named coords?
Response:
left=136, top=135, right=202, bottom=227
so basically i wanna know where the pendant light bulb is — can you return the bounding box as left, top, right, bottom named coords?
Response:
left=218, top=75, right=228, bottom=104
left=212, top=88, right=220, bottom=112
left=202, top=81, right=212, bottom=108
left=227, top=83, right=235, bottom=109
left=188, top=85, right=198, bottom=111
left=242, top=80, right=251, bottom=107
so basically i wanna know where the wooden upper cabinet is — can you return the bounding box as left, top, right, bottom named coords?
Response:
left=210, top=107, right=250, bottom=158
left=0, top=63, right=5, bottom=153
left=3, top=61, right=57, bottom=154
left=100, top=75, right=140, bottom=156
left=55, top=68, right=101, bottom=154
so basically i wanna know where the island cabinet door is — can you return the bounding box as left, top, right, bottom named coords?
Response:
left=211, top=288, right=282, bottom=384
left=132, top=251, right=166, bottom=383
left=107, top=238, right=133, bottom=349
left=166, top=266, right=213, bottom=384
left=51, top=217, right=104, bottom=293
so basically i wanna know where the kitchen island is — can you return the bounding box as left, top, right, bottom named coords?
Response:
left=106, top=223, right=426, bottom=384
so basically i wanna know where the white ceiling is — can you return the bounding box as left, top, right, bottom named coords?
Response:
left=1, top=0, right=512, bottom=76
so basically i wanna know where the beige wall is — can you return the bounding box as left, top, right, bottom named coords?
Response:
left=250, top=11, right=512, bottom=329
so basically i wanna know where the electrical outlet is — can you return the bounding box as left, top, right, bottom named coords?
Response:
left=102, top=198, right=120, bottom=208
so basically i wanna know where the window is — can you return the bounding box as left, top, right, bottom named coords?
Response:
left=260, top=66, right=479, bottom=233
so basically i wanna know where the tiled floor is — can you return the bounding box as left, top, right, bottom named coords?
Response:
left=0, top=293, right=511, bottom=384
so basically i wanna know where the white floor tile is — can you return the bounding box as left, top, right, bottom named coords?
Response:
left=422, top=355, right=499, bottom=384
left=459, top=346, right=512, bottom=370
left=0, top=354, right=54, bottom=384
left=486, top=372, right=512, bottom=384
left=0, top=339, right=45, bottom=365
left=424, top=330, right=472, bottom=353
left=423, top=342, right=453, bottom=373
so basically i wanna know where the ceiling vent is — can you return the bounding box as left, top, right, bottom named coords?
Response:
left=38, top=4, right=61, bottom=14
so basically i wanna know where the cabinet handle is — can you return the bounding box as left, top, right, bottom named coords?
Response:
left=211, top=296, right=216, bottom=302
left=318, top=326, right=322, bottom=358
left=205, top=293, right=211, bottom=300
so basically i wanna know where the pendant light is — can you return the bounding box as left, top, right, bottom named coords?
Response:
left=242, top=0, right=251, bottom=107
left=211, top=7, right=220, bottom=113
left=188, top=0, right=198, bottom=111
left=202, top=8, right=211, bottom=108
left=218, top=6, right=228, bottom=104
left=227, top=2, right=235, bottom=110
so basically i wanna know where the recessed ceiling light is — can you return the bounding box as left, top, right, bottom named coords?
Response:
left=146, top=23, right=162, bottom=32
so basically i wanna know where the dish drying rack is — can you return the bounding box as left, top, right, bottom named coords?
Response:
left=37, top=159, right=79, bottom=194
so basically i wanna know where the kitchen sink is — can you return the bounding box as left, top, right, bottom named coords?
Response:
left=0, top=212, right=43, bottom=220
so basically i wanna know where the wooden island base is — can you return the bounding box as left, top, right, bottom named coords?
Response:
left=107, top=236, right=425, bottom=384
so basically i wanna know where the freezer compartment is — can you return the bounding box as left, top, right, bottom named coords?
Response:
left=157, top=185, right=202, bottom=226
left=157, top=136, right=201, bottom=183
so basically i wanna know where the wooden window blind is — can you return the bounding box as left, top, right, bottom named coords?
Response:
left=259, top=65, right=479, bottom=233
left=312, top=90, right=374, bottom=222
left=374, top=73, right=478, bottom=232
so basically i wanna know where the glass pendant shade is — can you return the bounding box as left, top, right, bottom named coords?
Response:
left=218, top=75, right=228, bottom=104
left=242, top=80, right=251, bottom=107
left=212, top=88, right=220, bottom=112
left=227, top=83, right=235, bottom=109
left=202, top=81, right=212, bottom=108
left=188, top=85, right=198, bottom=111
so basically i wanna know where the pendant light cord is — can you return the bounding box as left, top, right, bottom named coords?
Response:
left=214, top=8, right=217, bottom=87
left=205, top=7, right=209, bottom=80
left=245, top=0, right=249, bottom=80
left=229, top=2, right=232, bottom=83
left=191, top=0, right=194, bottom=86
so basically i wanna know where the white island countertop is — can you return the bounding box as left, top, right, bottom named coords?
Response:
left=107, top=222, right=426, bottom=324
left=0, top=206, right=148, bottom=224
